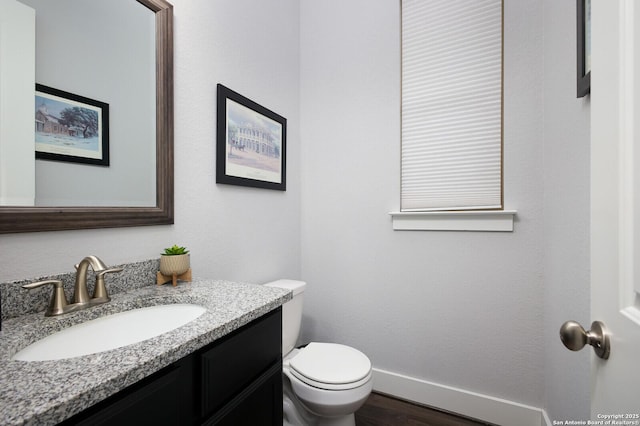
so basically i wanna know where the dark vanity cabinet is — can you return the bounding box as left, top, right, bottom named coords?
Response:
left=61, top=308, right=282, bottom=426
left=200, top=307, right=283, bottom=425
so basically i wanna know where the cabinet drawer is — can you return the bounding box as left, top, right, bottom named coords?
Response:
left=200, top=308, right=281, bottom=419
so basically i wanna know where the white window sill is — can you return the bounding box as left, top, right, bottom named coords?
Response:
left=389, top=210, right=517, bottom=232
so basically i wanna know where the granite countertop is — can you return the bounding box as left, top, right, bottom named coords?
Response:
left=0, top=279, right=291, bottom=426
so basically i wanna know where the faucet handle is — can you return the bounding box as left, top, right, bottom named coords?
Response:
left=92, top=267, right=123, bottom=303
left=22, top=280, right=70, bottom=317
left=98, top=267, right=124, bottom=275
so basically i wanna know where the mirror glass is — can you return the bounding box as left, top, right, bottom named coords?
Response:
left=0, top=0, right=173, bottom=232
left=11, top=0, right=155, bottom=207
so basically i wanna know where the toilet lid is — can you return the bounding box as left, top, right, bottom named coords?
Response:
left=289, top=342, right=372, bottom=388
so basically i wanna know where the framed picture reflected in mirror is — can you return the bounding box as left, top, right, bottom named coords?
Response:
left=35, top=84, right=109, bottom=166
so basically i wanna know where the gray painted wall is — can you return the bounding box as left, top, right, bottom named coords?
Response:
left=299, top=0, right=545, bottom=408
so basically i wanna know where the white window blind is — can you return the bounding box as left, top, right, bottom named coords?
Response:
left=401, top=0, right=503, bottom=211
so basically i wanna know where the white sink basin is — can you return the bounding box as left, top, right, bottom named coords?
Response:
left=13, top=304, right=206, bottom=361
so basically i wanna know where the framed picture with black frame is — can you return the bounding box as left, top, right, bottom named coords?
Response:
left=35, top=84, right=110, bottom=166
left=216, top=84, right=286, bottom=191
left=577, top=0, right=591, bottom=98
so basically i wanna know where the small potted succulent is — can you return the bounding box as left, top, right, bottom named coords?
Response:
left=159, top=244, right=190, bottom=277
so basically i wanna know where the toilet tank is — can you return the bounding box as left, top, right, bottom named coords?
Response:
left=264, top=279, right=306, bottom=355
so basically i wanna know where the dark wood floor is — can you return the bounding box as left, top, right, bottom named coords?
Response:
left=355, top=392, right=494, bottom=426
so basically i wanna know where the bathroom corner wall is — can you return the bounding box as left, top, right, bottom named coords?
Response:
left=299, top=0, right=545, bottom=410
left=0, top=0, right=301, bottom=285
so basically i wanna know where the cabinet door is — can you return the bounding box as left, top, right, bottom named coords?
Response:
left=200, top=308, right=281, bottom=419
left=204, top=364, right=283, bottom=426
left=62, top=357, right=193, bottom=426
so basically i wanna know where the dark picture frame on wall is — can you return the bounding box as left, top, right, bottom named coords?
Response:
left=35, top=84, right=110, bottom=166
left=576, top=0, right=591, bottom=98
left=216, top=84, right=287, bottom=191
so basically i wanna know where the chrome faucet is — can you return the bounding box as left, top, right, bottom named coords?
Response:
left=22, top=256, right=123, bottom=317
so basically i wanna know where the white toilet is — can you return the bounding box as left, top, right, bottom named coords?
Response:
left=264, top=279, right=373, bottom=426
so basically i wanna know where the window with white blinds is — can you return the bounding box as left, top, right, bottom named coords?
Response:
left=401, top=0, right=503, bottom=211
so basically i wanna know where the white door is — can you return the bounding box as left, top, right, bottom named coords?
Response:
left=590, top=0, right=640, bottom=415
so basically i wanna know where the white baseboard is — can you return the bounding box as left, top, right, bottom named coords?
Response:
left=372, top=368, right=548, bottom=426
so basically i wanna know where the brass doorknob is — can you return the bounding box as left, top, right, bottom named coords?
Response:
left=560, top=320, right=610, bottom=359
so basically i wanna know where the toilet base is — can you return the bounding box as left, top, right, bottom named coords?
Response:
left=316, top=413, right=355, bottom=426
left=283, top=394, right=355, bottom=426
left=283, top=377, right=360, bottom=426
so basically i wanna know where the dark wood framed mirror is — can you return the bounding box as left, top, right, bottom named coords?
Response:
left=0, top=0, right=173, bottom=234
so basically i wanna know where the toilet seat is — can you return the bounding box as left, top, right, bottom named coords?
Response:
left=288, top=342, right=372, bottom=391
